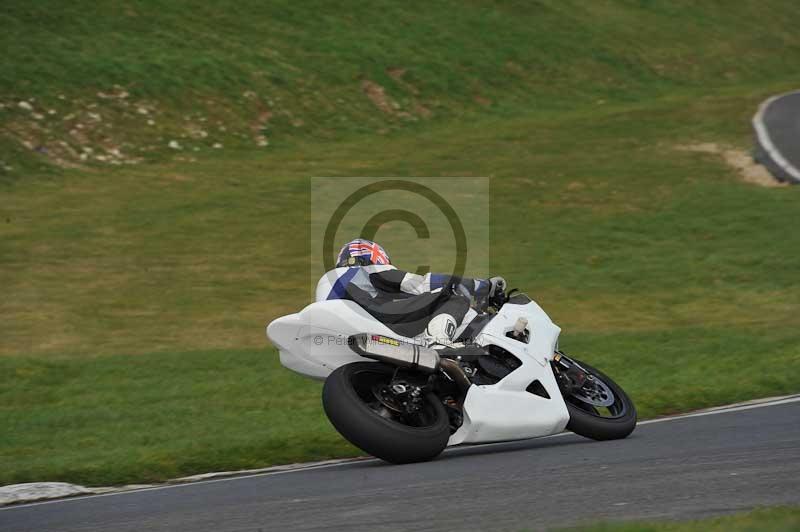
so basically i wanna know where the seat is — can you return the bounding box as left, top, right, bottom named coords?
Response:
left=344, top=284, right=451, bottom=338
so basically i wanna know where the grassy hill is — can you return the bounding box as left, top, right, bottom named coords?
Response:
left=1, top=1, right=800, bottom=486
left=2, top=0, right=799, bottom=173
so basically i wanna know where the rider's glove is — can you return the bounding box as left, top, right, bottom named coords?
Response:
left=488, top=276, right=506, bottom=298
left=475, top=276, right=507, bottom=311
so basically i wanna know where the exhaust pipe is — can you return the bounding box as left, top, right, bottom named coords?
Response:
left=439, top=357, right=472, bottom=397
left=349, top=333, right=440, bottom=373
left=349, top=334, right=473, bottom=400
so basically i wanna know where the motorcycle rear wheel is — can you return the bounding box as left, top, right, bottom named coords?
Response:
left=322, top=361, right=450, bottom=464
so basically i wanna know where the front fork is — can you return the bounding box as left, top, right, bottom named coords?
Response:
left=552, top=351, right=593, bottom=395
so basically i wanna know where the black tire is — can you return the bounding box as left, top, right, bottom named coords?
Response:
left=322, top=362, right=450, bottom=464
left=564, top=359, right=637, bottom=441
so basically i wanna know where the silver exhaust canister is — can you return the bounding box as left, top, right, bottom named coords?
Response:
left=348, top=333, right=440, bottom=373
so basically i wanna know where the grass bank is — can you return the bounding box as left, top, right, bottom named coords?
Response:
left=2, top=0, right=799, bottom=173
left=2, top=323, right=799, bottom=486
left=2, top=85, right=800, bottom=486
left=1, top=1, right=799, bottom=486
left=567, top=506, right=800, bottom=532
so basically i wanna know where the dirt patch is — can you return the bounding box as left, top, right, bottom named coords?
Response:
left=386, top=67, right=420, bottom=95
left=413, top=102, right=432, bottom=118
left=361, top=80, right=398, bottom=115
left=362, top=74, right=431, bottom=120
left=386, top=67, right=406, bottom=80
left=677, top=143, right=787, bottom=188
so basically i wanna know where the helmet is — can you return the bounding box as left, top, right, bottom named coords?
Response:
left=336, top=238, right=391, bottom=268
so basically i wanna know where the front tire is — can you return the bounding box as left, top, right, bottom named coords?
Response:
left=560, top=358, right=637, bottom=441
left=322, top=362, right=450, bottom=464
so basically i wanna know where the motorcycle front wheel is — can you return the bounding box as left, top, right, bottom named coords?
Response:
left=557, top=357, right=637, bottom=441
left=322, top=361, right=450, bottom=464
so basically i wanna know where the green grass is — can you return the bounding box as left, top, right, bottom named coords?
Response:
left=1, top=0, right=800, bottom=486
left=0, top=349, right=351, bottom=486
left=566, top=506, right=800, bottom=532
left=2, top=0, right=800, bottom=172
left=2, top=324, right=799, bottom=486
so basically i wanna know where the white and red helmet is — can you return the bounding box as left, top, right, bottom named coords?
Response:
left=336, top=239, right=391, bottom=267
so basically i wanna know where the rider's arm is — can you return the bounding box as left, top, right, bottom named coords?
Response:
left=369, top=269, right=490, bottom=298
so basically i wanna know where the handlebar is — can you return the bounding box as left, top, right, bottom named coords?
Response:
left=477, top=287, right=510, bottom=313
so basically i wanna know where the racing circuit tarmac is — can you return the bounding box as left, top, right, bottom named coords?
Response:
left=2, top=398, right=799, bottom=531
left=754, top=89, right=800, bottom=183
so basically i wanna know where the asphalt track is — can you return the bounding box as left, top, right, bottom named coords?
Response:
left=754, top=89, right=800, bottom=183
left=2, top=399, right=799, bottom=532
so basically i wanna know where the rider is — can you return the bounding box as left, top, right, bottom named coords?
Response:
left=317, top=238, right=506, bottom=346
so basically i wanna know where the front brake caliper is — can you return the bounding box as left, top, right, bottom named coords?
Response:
left=553, top=353, right=587, bottom=392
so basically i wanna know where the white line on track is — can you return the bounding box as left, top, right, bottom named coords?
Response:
left=3, top=393, right=799, bottom=511
left=637, top=394, right=800, bottom=425
left=752, top=89, right=800, bottom=182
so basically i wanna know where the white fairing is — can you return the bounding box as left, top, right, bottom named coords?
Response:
left=448, top=301, right=569, bottom=444
left=267, top=299, right=401, bottom=380
left=266, top=298, right=570, bottom=445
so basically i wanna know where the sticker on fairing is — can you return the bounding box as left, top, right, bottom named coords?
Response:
left=371, top=335, right=400, bottom=347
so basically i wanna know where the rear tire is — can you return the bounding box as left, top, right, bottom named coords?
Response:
left=322, top=362, right=450, bottom=464
left=563, top=359, right=637, bottom=441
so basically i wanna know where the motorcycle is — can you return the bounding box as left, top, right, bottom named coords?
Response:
left=266, top=286, right=636, bottom=463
